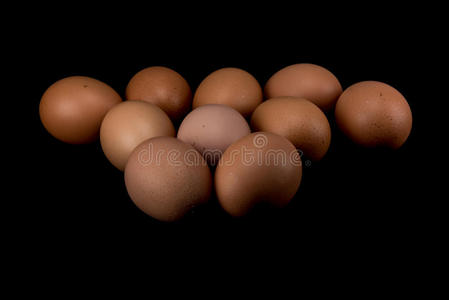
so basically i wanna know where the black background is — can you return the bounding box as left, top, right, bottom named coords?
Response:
left=17, top=5, right=436, bottom=266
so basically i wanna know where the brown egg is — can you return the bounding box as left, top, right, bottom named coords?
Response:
left=335, top=81, right=412, bottom=149
left=264, top=63, right=342, bottom=111
left=125, top=66, right=192, bottom=122
left=124, top=137, right=212, bottom=222
left=39, top=76, right=122, bottom=144
left=215, top=132, right=302, bottom=217
left=251, top=97, right=331, bottom=161
left=177, top=104, right=251, bottom=166
left=100, top=101, right=175, bottom=171
left=192, top=67, right=263, bottom=118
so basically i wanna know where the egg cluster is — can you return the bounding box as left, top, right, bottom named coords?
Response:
left=39, top=64, right=413, bottom=221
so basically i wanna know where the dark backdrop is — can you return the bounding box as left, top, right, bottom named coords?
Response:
left=19, top=7, right=433, bottom=263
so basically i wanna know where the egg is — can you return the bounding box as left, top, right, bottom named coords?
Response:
left=125, top=66, right=192, bottom=122
left=100, top=101, right=175, bottom=171
left=335, top=81, right=412, bottom=149
left=124, top=137, right=212, bottom=222
left=264, top=63, right=342, bottom=111
left=177, top=104, right=251, bottom=166
left=39, top=76, right=122, bottom=144
left=192, top=67, right=263, bottom=118
left=251, top=97, right=331, bottom=161
left=215, top=132, right=302, bottom=217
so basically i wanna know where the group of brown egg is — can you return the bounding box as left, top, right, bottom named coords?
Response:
left=39, top=64, right=413, bottom=221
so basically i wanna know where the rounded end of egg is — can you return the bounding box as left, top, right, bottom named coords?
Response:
left=100, top=100, right=176, bottom=171
left=264, top=63, right=342, bottom=112
left=335, top=81, right=412, bottom=149
left=177, top=104, right=251, bottom=166
left=39, top=76, right=122, bottom=144
left=214, top=132, right=302, bottom=217
left=124, top=136, right=212, bottom=222
left=192, top=67, right=263, bottom=118
left=125, top=66, right=192, bottom=122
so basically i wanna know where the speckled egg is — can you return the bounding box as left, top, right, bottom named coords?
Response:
left=251, top=97, right=331, bottom=161
left=335, top=81, right=412, bottom=148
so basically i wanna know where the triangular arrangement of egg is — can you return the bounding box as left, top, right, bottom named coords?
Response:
left=39, top=64, right=412, bottom=221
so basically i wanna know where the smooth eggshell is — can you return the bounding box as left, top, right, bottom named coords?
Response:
left=124, top=137, right=212, bottom=222
left=264, top=63, right=342, bottom=111
left=100, top=101, right=175, bottom=171
left=177, top=104, right=251, bottom=166
left=126, top=66, right=192, bottom=122
left=192, top=68, right=263, bottom=118
left=39, top=76, right=122, bottom=144
left=335, top=81, right=412, bottom=149
left=215, top=132, right=302, bottom=217
left=251, top=97, right=331, bottom=161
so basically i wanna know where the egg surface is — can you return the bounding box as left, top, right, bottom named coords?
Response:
left=177, top=104, right=251, bottom=166
left=124, top=137, right=212, bottom=222
left=215, top=132, right=302, bottom=217
left=100, top=101, right=175, bottom=171
left=40, top=76, right=122, bottom=144
left=251, top=97, right=331, bottom=161
left=335, top=81, right=412, bottom=149
left=193, top=67, right=263, bottom=118
left=126, top=66, right=192, bottom=122
left=264, top=63, right=342, bottom=111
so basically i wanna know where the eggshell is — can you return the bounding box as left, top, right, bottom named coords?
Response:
left=124, top=137, right=212, bottom=222
left=192, top=68, right=263, bottom=118
left=100, top=101, right=175, bottom=171
left=264, top=63, right=342, bottom=111
left=251, top=97, right=331, bottom=161
left=177, top=104, right=251, bottom=166
left=39, top=76, right=122, bottom=144
left=125, top=66, right=192, bottom=122
left=335, top=81, right=412, bottom=149
left=215, top=132, right=302, bottom=217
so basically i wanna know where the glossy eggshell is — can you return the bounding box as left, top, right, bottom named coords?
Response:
left=264, top=63, right=342, bottom=111
left=215, top=132, right=302, bottom=217
left=177, top=104, right=251, bottom=166
left=100, top=101, right=175, bottom=171
left=39, top=76, right=122, bottom=144
left=124, top=137, right=212, bottom=222
left=125, top=66, right=192, bottom=122
left=335, top=81, right=412, bottom=149
left=192, top=68, right=263, bottom=118
left=251, top=97, right=331, bottom=161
